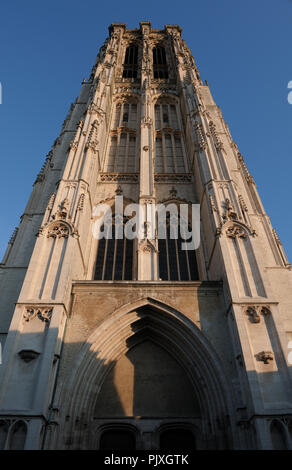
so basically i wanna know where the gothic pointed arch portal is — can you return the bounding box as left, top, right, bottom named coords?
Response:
left=52, top=298, right=236, bottom=450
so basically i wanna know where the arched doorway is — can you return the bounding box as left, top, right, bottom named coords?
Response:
left=99, top=428, right=136, bottom=450
left=54, top=298, right=235, bottom=450
left=160, top=428, right=196, bottom=451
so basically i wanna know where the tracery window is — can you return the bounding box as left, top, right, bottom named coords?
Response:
left=158, top=215, right=199, bottom=281
left=155, top=133, right=186, bottom=173
left=123, top=45, right=138, bottom=79
left=155, top=103, right=178, bottom=130
left=105, top=101, right=138, bottom=172
left=153, top=46, right=168, bottom=79
left=114, top=102, right=138, bottom=129
left=94, top=217, right=134, bottom=281
left=106, top=133, right=137, bottom=172
left=154, top=99, right=187, bottom=173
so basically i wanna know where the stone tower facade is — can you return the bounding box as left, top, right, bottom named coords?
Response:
left=0, top=22, right=292, bottom=450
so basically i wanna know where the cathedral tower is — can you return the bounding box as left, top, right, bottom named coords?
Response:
left=0, top=22, right=292, bottom=450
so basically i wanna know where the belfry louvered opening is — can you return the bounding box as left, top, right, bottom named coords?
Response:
left=153, top=46, right=168, bottom=79
left=123, top=45, right=138, bottom=79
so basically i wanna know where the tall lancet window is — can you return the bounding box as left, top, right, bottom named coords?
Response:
left=113, top=102, right=138, bottom=129
left=155, top=132, right=186, bottom=173
left=153, top=46, right=168, bottom=79
left=155, top=103, right=179, bottom=130
left=94, top=216, right=134, bottom=281
left=106, top=133, right=137, bottom=172
left=158, top=215, right=199, bottom=281
left=123, top=45, right=138, bottom=79
left=105, top=100, right=138, bottom=173
left=154, top=98, right=188, bottom=173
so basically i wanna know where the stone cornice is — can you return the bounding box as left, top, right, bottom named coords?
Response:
left=72, top=280, right=223, bottom=295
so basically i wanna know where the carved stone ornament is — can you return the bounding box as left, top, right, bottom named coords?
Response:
left=138, top=239, right=157, bottom=253
left=99, top=173, right=139, bottom=183
left=53, top=136, right=61, bottom=147
left=225, top=199, right=237, bottom=220
left=47, top=193, right=56, bottom=211
left=55, top=198, right=69, bottom=220
left=23, top=307, right=53, bottom=323
left=271, top=228, right=291, bottom=267
left=18, top=350, right=40, bottom=363
left=154, top=174, right=192, bottom=183
left=77, top=194, right=85, bottom=211
left=243, top=305, right=271, bottom=324
left=69, top=140, right=78, bottom=151
left=47, top=223, right=70, bottom=239
left=238, top=195, right=248, bottom=212
left=209, top=120, right=223, bottom=150
left=169, top=187, right=177, bottom=198
left=216, top=195, right=256, bottom=239
left=261, top=306, right=272, bottom=316
left=115, top=185, right=123, bottom=195
left=9, top=227, right=19, bottom=245
left=237, top=153, right=255, bottom=184
left=226, top=224, right=247, bottom=239
left=255, top=351, right=274, bottom=364
left=140, top=196, right=155, bottom=205
left=194, top=122, right=207, bottom=150
left=246, top=306, right=260, bottom=324
left=85, top=120, right=99, bottom=153
left=100, top=69, right=107, bottom=83
left=34, top=172, right=45, bottom=184
left=209, top=195, right=217, bottom=213
left=88, top=103, right=105, bottom=120
left=272, top=228, right=281, bottom=245
left=141, top=116, right=152, bottom=127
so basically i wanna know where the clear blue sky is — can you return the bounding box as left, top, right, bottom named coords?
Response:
left=0, top=0, right=291, bottom=262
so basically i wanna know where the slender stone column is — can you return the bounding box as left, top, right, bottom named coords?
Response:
left=138, top=22, right=158, bottom=280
